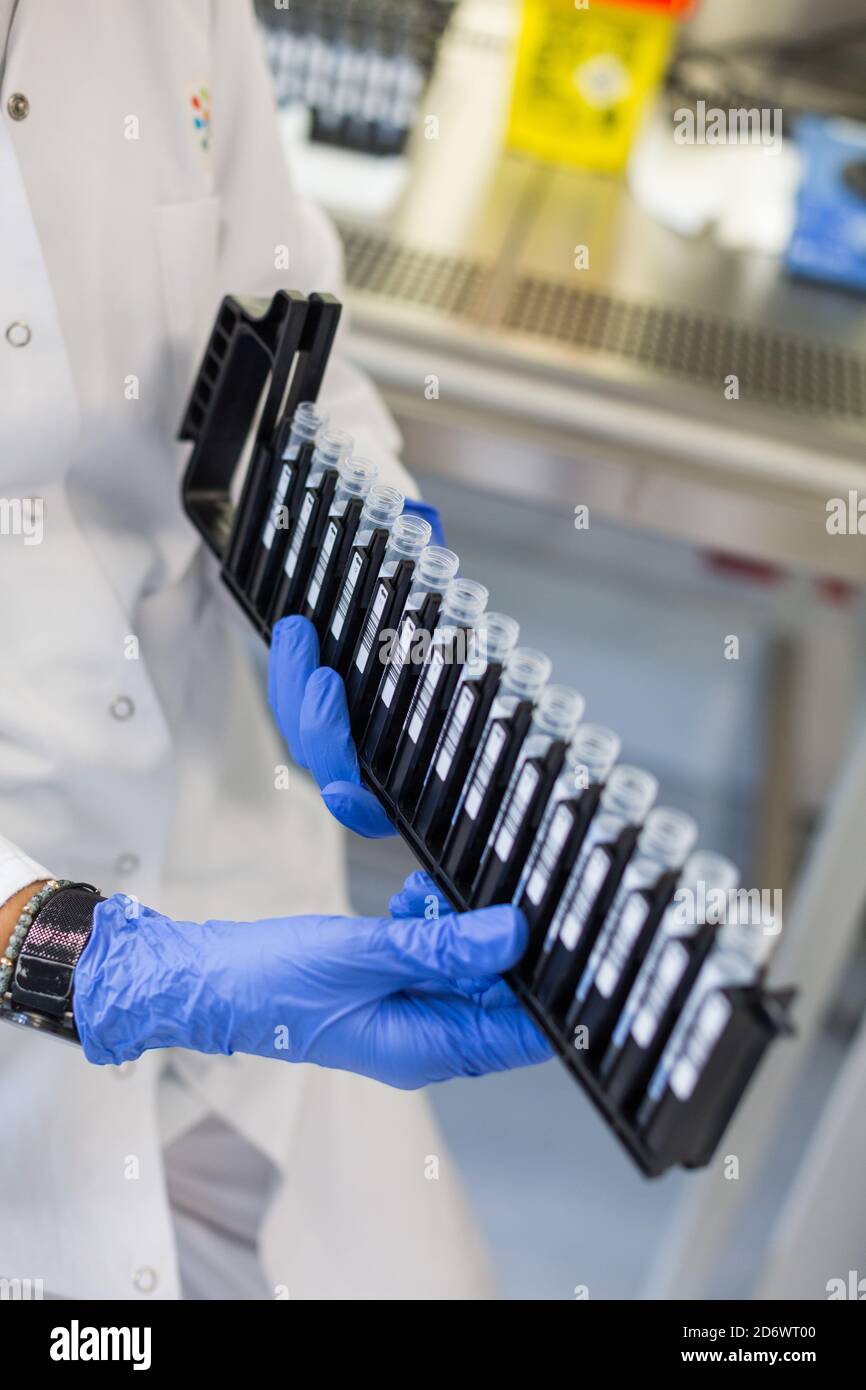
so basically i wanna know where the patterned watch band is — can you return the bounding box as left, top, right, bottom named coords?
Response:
left=0, top=879, right=69, bottom=995
left=1, top=881, right=104, bottom=1044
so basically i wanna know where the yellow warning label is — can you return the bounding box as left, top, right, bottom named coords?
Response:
left=506, top=0, right=675, bottom=173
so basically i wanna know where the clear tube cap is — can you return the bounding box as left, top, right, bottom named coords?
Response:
left=291, top=400, right=328, bottom=442
left=313, top=428, right=353, bottom=469
left=638, top=806, right=698, bottom=869
left=570, top=723, right=621, bottom=784
left=390, top=513, right=432, bottom=559
left=415, top=544, right=459, bottom=588
left=338, top=455, right=377, bottom=498
left=503, top=647, right=552, bottom=701
left=600, top=765, right=658, bottom=824
left=718, top=915, right=778, bottom=967
left=363, top=484, right=404, bottom=528
left=681, top=851, right=740, bottom=896
left=476, top=613, right=520, bottom=663
left=536, top=684, right=585, bottom=740
left=442, top=577, right=489, bottom=624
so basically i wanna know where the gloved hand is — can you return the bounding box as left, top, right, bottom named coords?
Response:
left=267, top=497, right=445, bottom=839
left=269, top=613, right=395, bottom=838
left=389, top=871, right=515, bottom=1009
left=73, top=884, right=552, bottom=1088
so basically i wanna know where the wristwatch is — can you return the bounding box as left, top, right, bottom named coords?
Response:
left=0, top=883, right=104, bottom=1044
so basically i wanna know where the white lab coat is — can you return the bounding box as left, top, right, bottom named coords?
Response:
left=0, top=0, right=493, bottom=1299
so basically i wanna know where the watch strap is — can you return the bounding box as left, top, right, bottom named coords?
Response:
left=10, top=883, right=104, bottom=1018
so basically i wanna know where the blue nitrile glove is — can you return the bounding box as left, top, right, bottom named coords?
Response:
left=267, top=499, right=444, bottom=836
left=73, top=889, right=551, bottom=1087
left=269, top=614, right=395, bottom=838
left=389, top=871, right=518, bottom=1009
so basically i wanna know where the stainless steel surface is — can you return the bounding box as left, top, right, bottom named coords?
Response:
left=326, top=0, right=866, bottom=579
left=683, top=0, right=866, bottom=47
left=341, top=218, right=866, bottom=424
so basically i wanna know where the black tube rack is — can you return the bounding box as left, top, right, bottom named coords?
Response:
left=180, top=291, right=795, bottom=1178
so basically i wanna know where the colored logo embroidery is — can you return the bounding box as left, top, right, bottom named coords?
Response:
left=190, top=85, right=210, bottom=151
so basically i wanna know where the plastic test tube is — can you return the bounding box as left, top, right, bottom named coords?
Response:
left=412, top=612, right=521, bottom=856
left=514, top=723, right=621, bottom=984
left=318, top=483, right=405, bottom=676
left=387, top=576, right=490, bottom=817
left=248, top=401, right=328, bottom=611
left=441, top=647, right=552, bottom=898
left=532, top=766, right=659, bottom=1019
left=470, top=683, right=586, bottom=910
left=566, top=807, right=699, bottom=1052
left=301, top=455, right=378, bottom=639
left=343, top=515, right=433, bottom=740
left=601, top=851, right=740, bottom=1110
left=360, top=545, right=462, bottom=780
left=637, top=909, right=778, bottom=1132
left=268, top=427, right=353, bottom=627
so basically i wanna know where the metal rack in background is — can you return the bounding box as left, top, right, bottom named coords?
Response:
left=255, top=0, right=457, bottom=156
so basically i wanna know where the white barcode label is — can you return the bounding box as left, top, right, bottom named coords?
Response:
left=538, top=840, right=591, bottom=955
left=435, top=684, right=475, bottom=782
left=306, top=520, right=338, bottom=612
left=407, top=648, right=445, bottom=743
left=334, top=48, right=366, bottom=117
left=355, top=581, right=389, bottom=674
left=284, top=489, right=314, bottom=579
left=576, top=873, right=632, bottom=1001
left=305, top=36, right=332, bottom=104
left=594, top=894, right=649, bottom=999
left=262, top=462, right=294, bottom=550
left=494, top=763, right=540, bottom=863
left=670, top=992, right=732, bottom=1101
left=331, top=550, right=363, bottom=640
left=630, top=941, right=689, bottom=1048
left=390, top=55, right=422, bottom=126
left=558, top=847, right=609, bottom=952
left=361, top=53, right=391, bottom=121
left=465, top=722, right=507, bottom=820
left=525, top=804, right=574, bottom=906
left=380, top=614, right=416, bottom=709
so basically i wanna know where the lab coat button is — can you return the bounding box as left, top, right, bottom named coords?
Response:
left=5, top=322, right=31, bottom=347
left=110, top=696, right=135, bottom=721
left=7, top=93, right=29, bottom=121
left=132, top=1267, right=157, bottom=1294
left=115, top=852, right=140, bottom=875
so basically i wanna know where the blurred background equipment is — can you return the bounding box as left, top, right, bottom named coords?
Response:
left=785, top=116, right=866, bottom=294
left=253, top=0, right=866, bottom=1300
left=256, top=0, right=456, bottom=156
left=506, top=0, right=692, bottom=173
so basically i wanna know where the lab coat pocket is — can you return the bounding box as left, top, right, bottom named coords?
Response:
left=155, top=196, right=221, bottom=431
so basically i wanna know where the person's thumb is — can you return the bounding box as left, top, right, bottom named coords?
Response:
left=378, top=905, right=528, bottom=983
left=299, top=666, right=360, bottom=788
left=268, top=615, right=320, bottom=768
left=321, top=781, right=395, bottom=839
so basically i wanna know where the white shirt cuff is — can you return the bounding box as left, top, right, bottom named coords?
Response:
left=0, top=838, right=54, bottom=909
